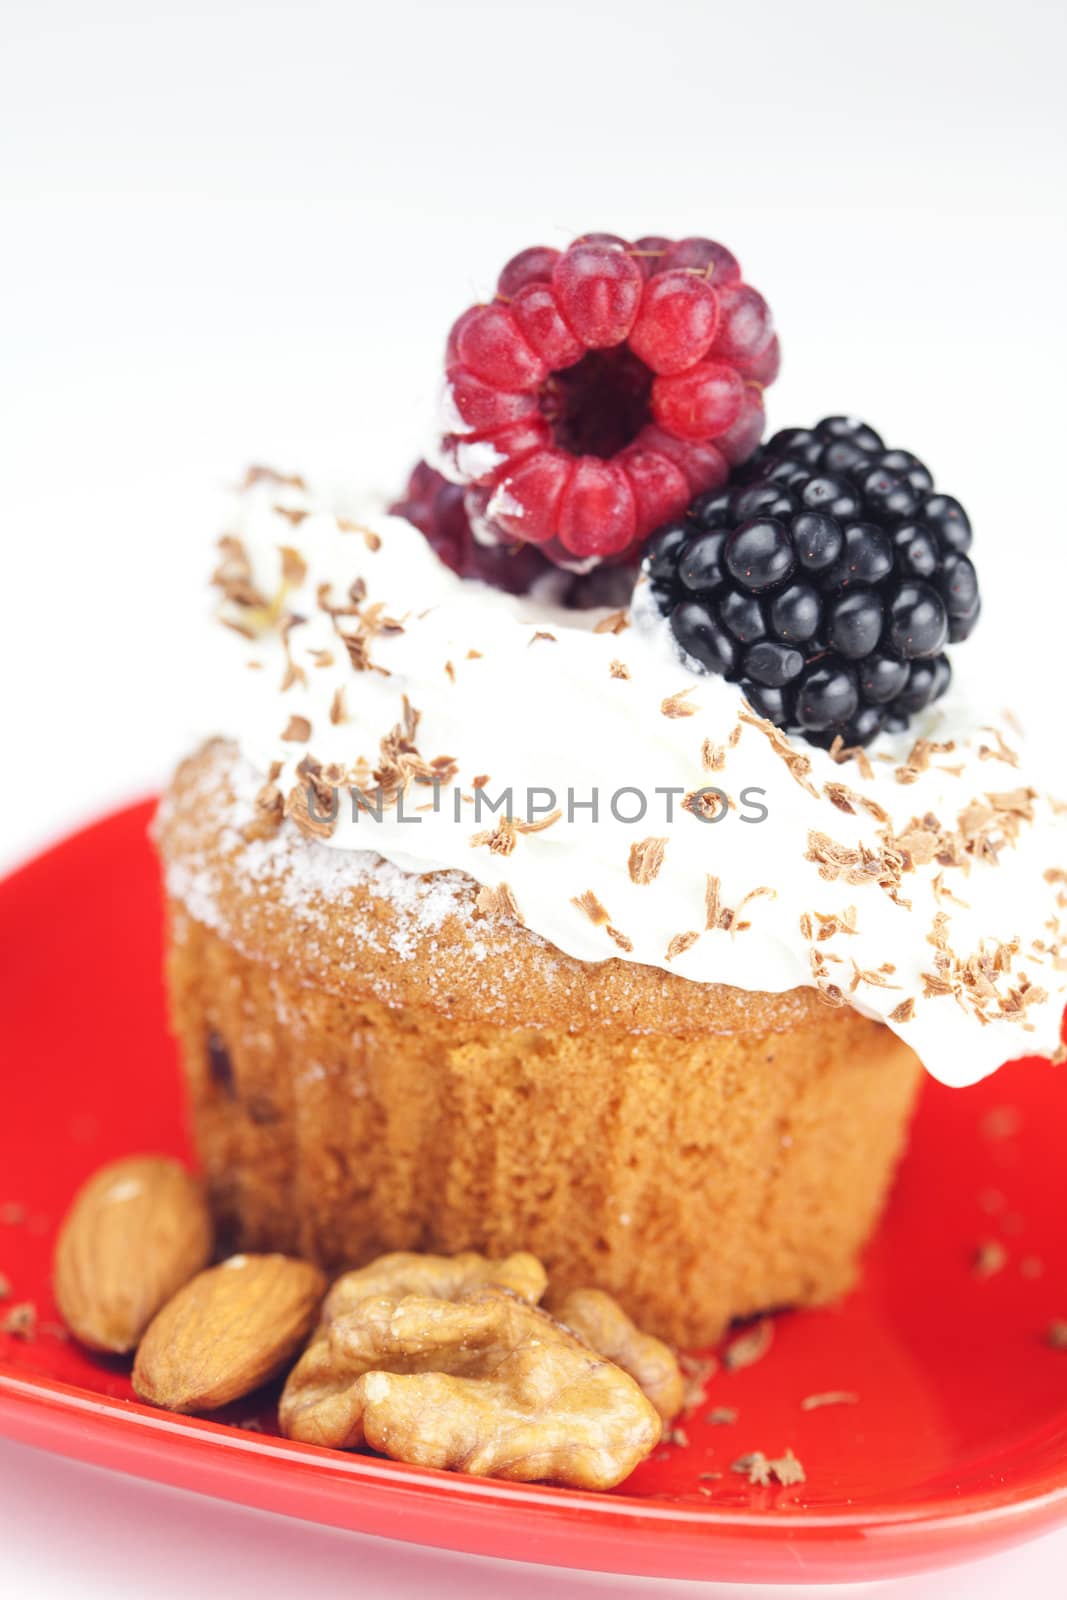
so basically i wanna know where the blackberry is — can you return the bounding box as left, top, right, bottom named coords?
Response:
left=643, top=416, right=980, bottom=747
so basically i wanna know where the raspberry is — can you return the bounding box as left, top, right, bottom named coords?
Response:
left=660, top=237, right=741, bottom=285
left=717, top=385, right=767, bottom=466
left=630, top=424, right=730, bottom=495
left=713, top=284, right=775, bottom=369
left=452, top=303, right=546, bottom=391
left=391, top=462, right=639, bottom=605
left=558, top=458, right=636, bottom=557
left=496, top=245, right=560, bottom=298
left=438, top=233, right=778, bottom=570
left=631, top=235, right=672, bottom=278
left=651, top=361, right=745, bottom=442
left=389, top=463, right=551, bottom=595
left=644, top=417, right=980, bottom=747
left=510, top=284, right=585, bottom=369
left=445, top=367, right=538, bottom=435
left=552, top=241, right=643, bottom=348
left=486, top=450, right=571, bottom=544
left=628, top=271, right=720, bottom=375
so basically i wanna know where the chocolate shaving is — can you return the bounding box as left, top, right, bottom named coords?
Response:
left=281, top=715, right=311, bottom=743
left=800, top=1391, right=859, bottom=1411
left=889, top=998, right=916, bottom=1024
left=678, top=1353, right=718, bottom=1415
left=731, top=885, right=776, bottom=933
left=919, top=922, right=1048, bottom=1026
left=805, top=830, right=908, bottom=906
left=212, top=535, right=270, bottom=612
left=278, top=612, right=308, bottom=693
left=329, top=687, right=347, bottom=726
left=606, top=925, right=634, bottom=953
left=572, top=889, right=611, bottom=926
left=278, top=544, right=308, bottom=585
left=337, top=518, right=382, bottom=552
left=739, top=710, right=819, bottom=797
left=280, top=658, right=306, bottom=694
left=702, top=738, right=726, bottom=772
left=731, top=1449, right=805, bottom=1488
left=808, top=947, right=846, bottom=1007
left=892, top=815, right=948, bottom=869
left=665, top=930, right=699, bottom=961
left=1, top=1301, right=36, bottom=1340
left=661, top=688, right=698, bottom=719
left=514, top=810, right=563, bottom=834
left=326, top=584, right=403, bottom=678
left=628, top=836, right=668, bottom=885
left=242, top=778, right=285, bottom=842
left=684, top=788, right=731, bottom=822
left=470, top=817, right=517, bottom=857
left=723, top=1318, right=773, bottom=1372
left=361, top=696, right=458, bottom=805
left=827, top=735, right=875, bottom=781
left=475, top=882, right=523, bottom=923
left=707, top=1406, right=738, bottom=1426
left=895, top=738, right=956, bottom=785
left=609, top=658, right=631, bottom=680
left=978, top=726, right=1020, bottom=768
left=222, top=616, right=258, bottom=641
left=241, top=464, right=307, bottom=492
left=809, top=906, right=859, bottom=940
left=284, top=779, right=336, bottom=842
left=823, top=781, right=890, bottom=824
left=592, top=609, right=630, bottom=635
left=705, top=875, right=722, bottom=931
left=849, top=960, right=901, bottom=994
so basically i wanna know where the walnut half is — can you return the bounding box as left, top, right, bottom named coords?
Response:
left=549, top=1287, right=684, bottom=1422
left=321, top=1250, right=547, bottom=1325
left=279, top=1288, right=662, bottom=1490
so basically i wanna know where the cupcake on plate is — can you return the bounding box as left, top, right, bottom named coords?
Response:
left=156, top=235, right=1067, bottom=1346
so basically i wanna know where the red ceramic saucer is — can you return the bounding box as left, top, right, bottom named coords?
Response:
left=1, top=801, right=1066, bottom=1584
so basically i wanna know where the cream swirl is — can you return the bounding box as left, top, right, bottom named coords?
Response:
left=202, top=473, right=1067, bottom=1088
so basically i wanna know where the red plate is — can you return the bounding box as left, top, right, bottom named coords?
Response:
left=1, top=802, right=1066, bottom=1584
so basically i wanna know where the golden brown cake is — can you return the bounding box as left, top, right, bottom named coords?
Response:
left=158, top=739, right=921, bottom=1346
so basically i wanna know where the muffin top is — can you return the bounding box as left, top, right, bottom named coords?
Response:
left=199, top=468, right=1067, bottom=1088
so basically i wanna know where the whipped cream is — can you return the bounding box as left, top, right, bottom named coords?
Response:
left=199, top=472, right=1067, bottom=1087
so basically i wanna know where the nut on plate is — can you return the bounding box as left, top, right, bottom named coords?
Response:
left=54, top=1155, right=213, bottom=1353
left=550, top=1287, right=684, bottom=1422
left=133, top=1253, right=326, bottom=1413
left=321, top=1249, right=548, bottom=1323
left=279, top=1287, right=662, bottom=1489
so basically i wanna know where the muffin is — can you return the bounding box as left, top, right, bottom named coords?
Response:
left=156, top=451, right=1066, bottom=1346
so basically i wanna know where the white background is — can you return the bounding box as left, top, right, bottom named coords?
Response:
left=2, top=0, right=1065, bottom=1593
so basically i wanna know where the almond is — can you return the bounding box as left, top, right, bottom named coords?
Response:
left=132, top=1254, right=326, bottom=1413
left=54, top=1155, right=213, bottom=1353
